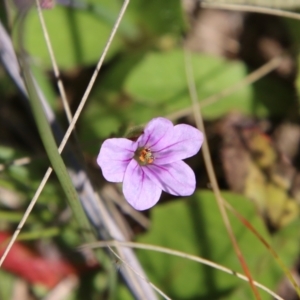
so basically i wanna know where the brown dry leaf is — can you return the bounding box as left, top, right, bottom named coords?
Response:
left=220, top=113, right=299, bottom=230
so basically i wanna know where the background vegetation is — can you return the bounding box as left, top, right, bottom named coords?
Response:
left=1, top=0, right=300, bottom=299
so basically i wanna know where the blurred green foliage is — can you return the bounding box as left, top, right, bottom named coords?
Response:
left=135, top=191, right=300, bottom=300
left=1, top=0, right=300, bottom=299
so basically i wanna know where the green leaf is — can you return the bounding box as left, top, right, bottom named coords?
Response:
left=24, top=5, right=122, bottom=69
left=124, top=49, right=295, bottom=119
left=124, top=49, right=253, bottom=118
left=135, top=191, right=291, bottom=299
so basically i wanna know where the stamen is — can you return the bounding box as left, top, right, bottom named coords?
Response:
left=135, top=147, right=154, bottom=165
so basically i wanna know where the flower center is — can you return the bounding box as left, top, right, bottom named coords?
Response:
left=135, top=147, right=154, bottom=166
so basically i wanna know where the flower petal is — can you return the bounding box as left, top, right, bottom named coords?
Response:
left=97, top=138, right=137, bottom=182
left=137, top=117, right=173, bottom=149
left=153, top=124, right=204, bottom=164
left=123, top=159, right=162, bottom=210
left=143, top=160, right=196, bottom=196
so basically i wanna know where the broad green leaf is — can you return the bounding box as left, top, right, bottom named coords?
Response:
left=135, top=191, right=295, bottom=299
left=124, top=49, right=252, bottom=118
left=24, top=5, right=122, bottom=69
left=124, top=49, right=295, bottom=119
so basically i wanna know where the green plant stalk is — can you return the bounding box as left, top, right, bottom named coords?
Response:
left=23, top=69, right=93, bottom=240
left=21, top=64, right=107, bottom=258
left=21, top=65, right=119, bottom=297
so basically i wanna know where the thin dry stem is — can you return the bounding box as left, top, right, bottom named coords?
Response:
left=184, top=49, right=261, bottom=299
left=200, top=2, right=300, bottom=20
left=81, top=240, right=284, bottom=300
left=34, top=0, right=72, bottom=122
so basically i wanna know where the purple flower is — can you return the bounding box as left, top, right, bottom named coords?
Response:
left=97, top=117, right=204, bottom=210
